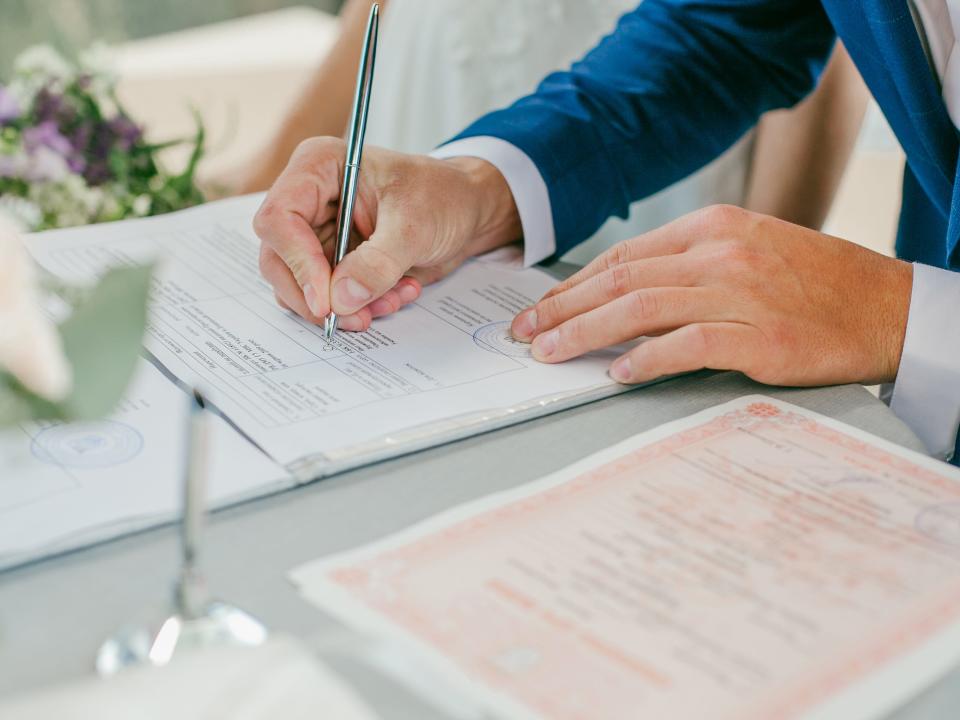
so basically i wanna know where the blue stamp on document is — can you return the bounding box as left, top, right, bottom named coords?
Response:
left=915, top=502, right=960, bottom=548
left=31, top=421, right=143, bottom=469
left=473, top=321, right=533, bottom=358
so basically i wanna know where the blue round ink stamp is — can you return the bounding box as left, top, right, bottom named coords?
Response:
left=916, top=502, right=960, bottom=547
left=473, top=321, right=532, bottom=358
left=32, top=421, right=144, bottom=469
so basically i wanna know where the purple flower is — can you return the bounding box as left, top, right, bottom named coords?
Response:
left=23, top=120, right=73, bottom=157
left=83, top=158, right=111, bottom=185
left=82, top=123, right=114, bottom=183
left=70, top=120, right=93, bottom=149
left=0, top=85, right=20, bottom=124
left=78, top=115, right=143, bottom=185
left=68, top=121, right=93, bottom=173
left=33, top=86, right=65, bottom=123
left=91, top=122, right=112, bottom=156
left=66, top=154, right=86, bottom=174
left=109, top=115, right=142, bottom=151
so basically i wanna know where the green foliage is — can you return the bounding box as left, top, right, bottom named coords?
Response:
left=145, top=111, right=206, bottom=216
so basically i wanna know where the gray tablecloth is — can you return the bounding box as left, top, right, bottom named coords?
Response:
left=3, top=369, right=957, bottom=718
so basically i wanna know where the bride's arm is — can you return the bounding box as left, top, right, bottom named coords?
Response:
left=232, top=0, right=389, bottom=195
left=744, top=42, right=869, bottom=229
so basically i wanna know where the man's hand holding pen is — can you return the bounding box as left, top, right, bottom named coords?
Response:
left=252, top=138, right=522, bottom=331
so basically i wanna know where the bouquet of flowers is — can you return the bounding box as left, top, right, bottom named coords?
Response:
left=0, top=45, right=181, bottom=426
left=0, top=44, right=204, bottom=232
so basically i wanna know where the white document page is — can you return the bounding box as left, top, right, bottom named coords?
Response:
left=291, top=396, right=960, bottom=720
left=0, top=360, right=290, bottom=571
left=26, top=195, right=630, bottom=478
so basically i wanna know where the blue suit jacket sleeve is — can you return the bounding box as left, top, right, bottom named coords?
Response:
left=449, top=0, right=836, bottom=256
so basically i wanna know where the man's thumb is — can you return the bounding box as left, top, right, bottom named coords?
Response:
left=330, top=219, right=416, bottom=315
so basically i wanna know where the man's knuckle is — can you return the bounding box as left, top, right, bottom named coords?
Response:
left=744, top=351, right=778, bottom=384
left=711, top=239, right=756, bottom=271
left=293, top=136, right=331, bottom=160
left=719, top=240, right=746, bottom=264
left=604, top=264, right=635, bottom=297
left=257, top=246, right=274, bottom=276
left=560, top=318, right=585, bottom=349
left=538, top=295, right=561, bottom=324
left=688, top=323, right=715, bottom=357
left=598, top=243, right=627, bottom=274
left=252, top=203, right=276, bottom=237
left=285, top=254, right=310, bottom=283
left=703, top=203, right=749, bottom=232
left=625, top=289, right=657, bottom=321
left=764, top=316, right=794, bottom=353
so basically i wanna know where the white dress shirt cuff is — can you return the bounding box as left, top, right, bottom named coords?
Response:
left=431, top=137, right=556, bottom=266
left=890, top=262, right=960, bottom=460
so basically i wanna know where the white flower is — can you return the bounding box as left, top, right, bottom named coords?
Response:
left=4, top=78, right=39, bottom=113
left=78, top=42, right=112, bottom=76
left=0, top=215, right=72, bottom=401
left=14, top=45, right=74, bottom=82
left=0, top=150, right=31, bottom=181
left=78, top=42, right=117, bottom=100
left=99, top=189, right=122, bottom=219
left=10, top=45, right=75, bottom=104
left=132, top=194, right=151, bottom=217
left=82, top=186, right=105, bottom=215
left=0, top=196, right=42, bottom=232
left=27, top=174, right=104, bottom=229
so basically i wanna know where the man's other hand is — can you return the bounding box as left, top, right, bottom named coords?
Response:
left=512, top=205, right=913, bottom=387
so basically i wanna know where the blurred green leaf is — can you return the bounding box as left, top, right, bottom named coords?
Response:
left=0, top=373, right=45, bottom=425
left=58, top=264, right=153, bottom=419
left=0, top=263, right=153, bottom=426
left=181, top=110, right=205, bottom=182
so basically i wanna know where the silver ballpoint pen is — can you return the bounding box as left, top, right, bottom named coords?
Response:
left=324, top=2, right=380, bottom=339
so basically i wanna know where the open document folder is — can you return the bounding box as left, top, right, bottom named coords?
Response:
left=291, top=396, right=960, bottom=720
left=3, top=195, right=637, bottom=568
left=24, top=194, right=635, bottom=480
left=0, top=360, right=289, bottom=571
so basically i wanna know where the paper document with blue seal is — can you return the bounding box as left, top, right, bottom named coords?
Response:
left=1, top=194, right=644, bottom=568
left=23, top=194, right=642, bottom=481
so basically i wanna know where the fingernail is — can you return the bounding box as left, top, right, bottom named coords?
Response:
left=303, top=283, right=322, bottom=317
left=368, top=297, right=394, bottom=316
left=334, top=277, right=373, bottom=312
left=513, top=309, right=537, bottom=340
left=397, top=282, right=419, bottom=304
left=610, top=357, right=632, bottom=383
left=532, top=329, right=558, bottom=360
left=337, top=313, right=367, bottom=331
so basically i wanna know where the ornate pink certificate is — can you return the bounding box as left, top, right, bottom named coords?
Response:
left=292, top=396, right=960, bottom=720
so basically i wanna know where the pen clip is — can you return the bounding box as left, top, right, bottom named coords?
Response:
left=344, top=4, right=379, bottom=170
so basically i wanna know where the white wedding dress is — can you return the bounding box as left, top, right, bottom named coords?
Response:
left=364, top=0, right=754, bottom=264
